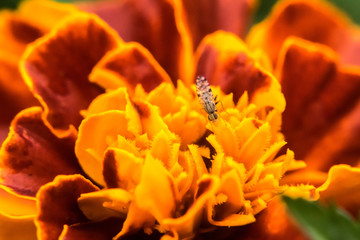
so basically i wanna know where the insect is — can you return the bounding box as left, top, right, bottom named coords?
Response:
left=196, top=75, right=219, bottom=121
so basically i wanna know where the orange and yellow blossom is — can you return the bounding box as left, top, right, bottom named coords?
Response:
left=1, top=0, right=360, bottom=239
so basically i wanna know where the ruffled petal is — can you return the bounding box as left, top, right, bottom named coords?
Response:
left=195, top=30, right=285, bottom=110
left=278, top=38, right=360, bottom=170
left=78, top=0, right=189, bottom=83
left=0, top=0, right=77, bottom=139
left=247, top=0, right=360, bottom=66
left=0, top=107, right=83, bottom=196
left=90, top=42, right=172, bottom=93
left=20, top=13, right=122, bottom=137
left=317, top=164, right=360, bottom=216
left=36, top=174, right=99, bottom=240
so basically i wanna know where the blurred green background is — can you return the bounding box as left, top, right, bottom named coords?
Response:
left=1, top=0, right=360, bottom=25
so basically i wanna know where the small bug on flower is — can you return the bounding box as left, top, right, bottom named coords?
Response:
left=196, top=75, right=219, bottom=121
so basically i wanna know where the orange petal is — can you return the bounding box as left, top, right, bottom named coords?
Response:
left=114, top=156, right=176, bottom=238
left=21, top=13, right=122, bottom=137
left=162, top=175, right=220, bottom=239
left=36, top=174, right=99, bottom=240
left=247, top=0, right=360, bottom=66
left=317, top=164, right=360, bottom=216
left=133, top=101, right=171, bottom=139
left=134, top=155, right=178, bottom=222
left=0, top=213, right=36, bottom=240
left=102, top=148, right=143, bottom=189
left=75, top=110, right=138, bottom=186
left=150, top=130, right=178, bottom=169
left=0, top=184, right=37, bottom=239
left=90, top=42, right=172, bottom=93
left=0, top=185, right=36, bottom=216
left=0, top=107, right=83, bottom=196
left=195, top=30, right=285, bottom=110
left=278, top=38, right=360, bottom=170
left=177, top=0, right=256, bottom=50
left=78, top=0, right=188, bottom=84
left=78, top=188, right=132, bottom=221
left=0, top=0, right=77, bottom=134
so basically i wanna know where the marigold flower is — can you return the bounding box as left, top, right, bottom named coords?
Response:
left=1, top=0, right=360, bottom=239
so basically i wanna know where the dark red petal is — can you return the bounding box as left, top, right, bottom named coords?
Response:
left=78, top=0, right=185, bottom=83
left=90, top=42, right=172, bottom=93
left=278, top=38, right=360, bottom=170
left=180, top=0, right=256, bottom=50
left=36, top=174, right=99, bottom=240
left=247, top=0, right=360, bottom=66
left=195, top=31, right=278, bottom=104
left=21, top=13, right=121, bottom=136
left=0, top=107, right=84, bottom=196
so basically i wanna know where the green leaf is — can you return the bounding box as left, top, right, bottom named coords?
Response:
left=282, top=196, right=360, bottom=240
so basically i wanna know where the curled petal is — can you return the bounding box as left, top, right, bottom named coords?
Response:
left=209, top=170, right=255, bottom=227
left=317, top=164, right=360, bottom=216
left=278, top=38, right=360, bottom=170
left=0, top=107, right=83, bottom=196
left=79, top=0, right=189, bottom=83
left=195, top=30, right=285, bottom=110
left=0, top=0, right=77, bottom=137
left=162, top=175, right=220, bottom=239
left=75, top=110, right=139, bottom=186
left=90, top=42, right=172, bottom=93
left=36, top=174, right=99, bottom=240
left=21, top=13, right=122, bottom=136
left=247, top=0, right=360, bottom=65
left=226, top=198, right=307, bottom=240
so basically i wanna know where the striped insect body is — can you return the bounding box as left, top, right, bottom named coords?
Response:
left=196, top=75, right=218, bottom=121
